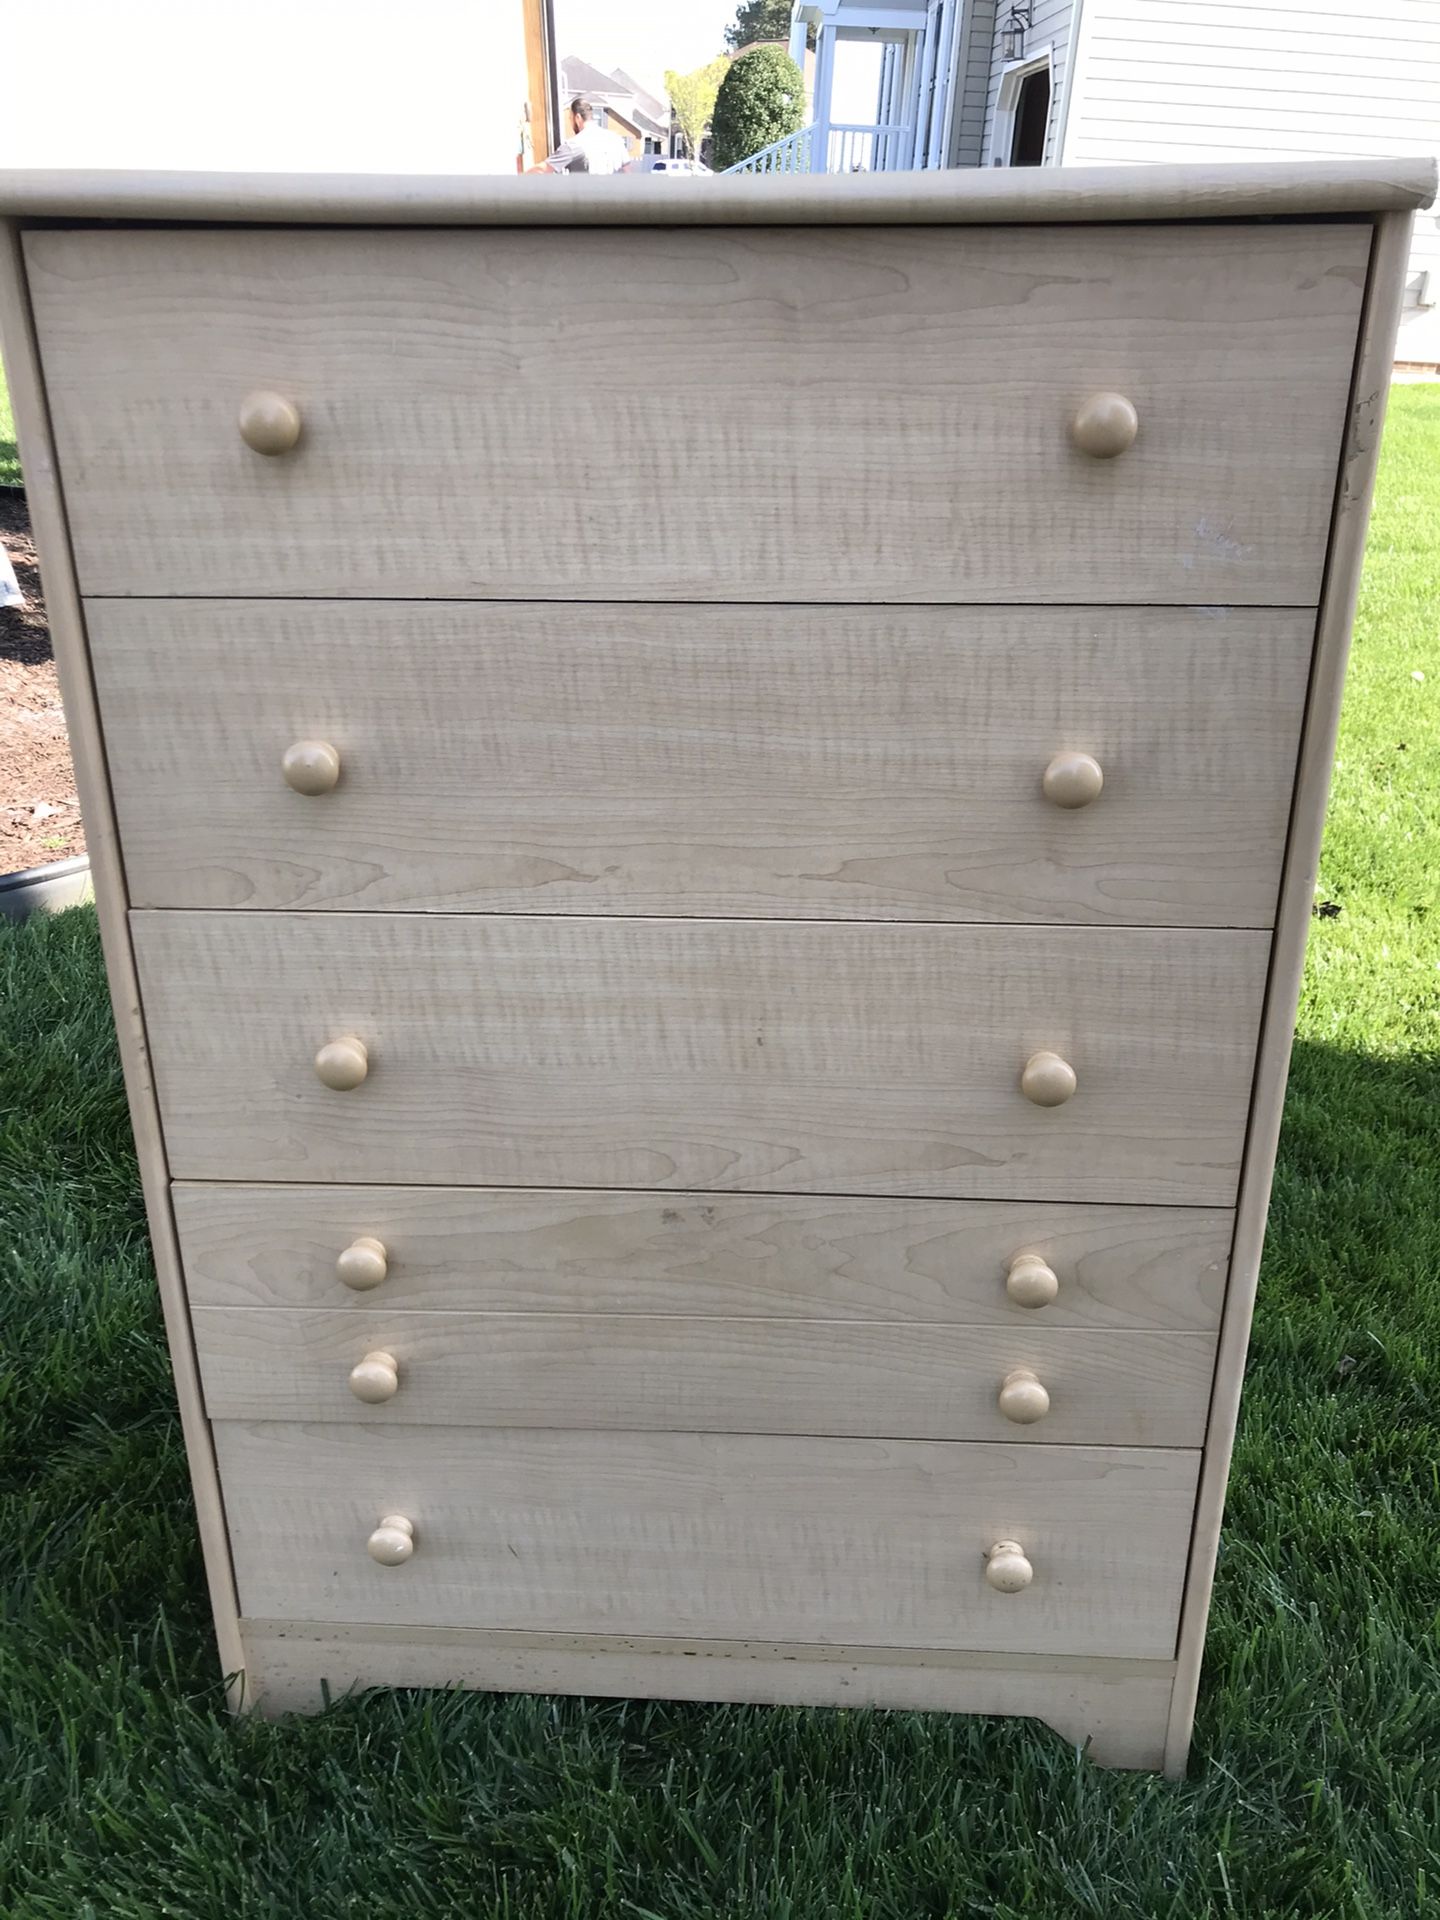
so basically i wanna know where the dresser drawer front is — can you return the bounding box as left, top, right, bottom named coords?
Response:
left=30, top=223, right=1365, bottom=604
left=135, top=913, right=1268, bottom=1203
left=193, top=1307, right=1216, bottom=1446
left=174, top=1184, right=1230, bottom=1329
left=216, top=1423, right=1198, bottom=1657
left=91, top=601, right=1313, bottom=925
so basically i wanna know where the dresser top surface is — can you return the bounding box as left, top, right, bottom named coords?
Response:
left=0, top=157, right=1433, bottom=228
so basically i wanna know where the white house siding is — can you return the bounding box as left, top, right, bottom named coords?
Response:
left=950, top=0, right=998, bottom=165
left=984, top=0, right=1081, bottom=165
left=1060, top=0, right=1440, bottom=362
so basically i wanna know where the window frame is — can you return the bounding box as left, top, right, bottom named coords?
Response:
left=988, top=44, right=1055, bottom=169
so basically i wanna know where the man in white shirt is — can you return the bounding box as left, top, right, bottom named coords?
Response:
left=531, top=98, right=631, bottom=175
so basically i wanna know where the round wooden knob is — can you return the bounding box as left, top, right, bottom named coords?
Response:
left=1021, top=1050, right=1076, bottom=1108
left=349, top=1349, right=399, bottom=1403
left=367, top=1514, right=415, bottom=1565
left=238, top=390, right=302, bottom=456
left=985, top=1540, right=1034, bottom=1593
left=1042, top=751, right=1103, bottom=810
left=282, top=739, right=341, bottom=796
left=337, top=1235, right=388, bottom=1291
left=1006, top=1252, right=1059, bottom=1310
left=998, top=1366, right=1051, bottom=1425
left=314, top=1036, right=368, bottom=1091
left=1070, top=391, right=1138, bottom=459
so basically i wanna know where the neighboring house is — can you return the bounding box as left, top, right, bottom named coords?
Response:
left=600, top=101, right=648, bottom=164
left=559, top=55, right=672, bottom=156
left=742, top=0, right=1439, bottom=363
left=612, top=67, right=678, bottom=150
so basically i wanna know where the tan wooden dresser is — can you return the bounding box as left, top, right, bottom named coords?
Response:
left=3, top=159, right=1433, bottom=1774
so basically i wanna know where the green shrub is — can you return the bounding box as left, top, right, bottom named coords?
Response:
left=711, top=46, right=806, bottom=170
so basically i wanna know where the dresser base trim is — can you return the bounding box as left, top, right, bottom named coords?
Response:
left=241, top=1618, right=1176, bottom=1772
left=1163, top=207, right=1418, bottom=1777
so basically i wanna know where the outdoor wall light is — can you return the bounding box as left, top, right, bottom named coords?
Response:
left=1001, top=5, right=1033, bottom=61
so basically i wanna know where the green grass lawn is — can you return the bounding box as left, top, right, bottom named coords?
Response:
left=2, top=390, right=1438, bottom=1917
left=0, top=356, right=18, bottom=487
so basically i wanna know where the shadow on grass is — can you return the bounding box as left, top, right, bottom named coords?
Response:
left=2, top=908, right=1438, bottom=1916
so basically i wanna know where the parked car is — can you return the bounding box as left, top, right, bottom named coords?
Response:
left=623, top=154, right=711, bottom=175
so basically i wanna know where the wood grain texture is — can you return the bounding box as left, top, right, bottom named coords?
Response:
left=521, top=0, right=553, bottom=167
left=1, top=157, right=1433, bottom=223
left=1164, top=212, right=1417, bottom=1778
left=216, top=1422, right=1200, bottom=1658
left=133, top=913, right=1270, bottom=1202
left=172, top=1184, right=1231, bottom=1329
left=10, top=168, right=1423, bottom=1763
left=192, top=1307, right=1217, bottom=1446
left=28, top=223, right=1368, bottom=604
left=0, top=223, right=247, bottom=1699
left=242, top=1618, right=1176, bottom=1767
left=88, top=601, right=1315, bottom=925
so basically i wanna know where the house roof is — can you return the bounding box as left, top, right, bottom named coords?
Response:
left=558, top=56, right=669, bottom=140
left=611, top=67, right=670, bottom=126
left=559, top=55, right=623, bottom=102
left=627, top=107, right=669, bottom=141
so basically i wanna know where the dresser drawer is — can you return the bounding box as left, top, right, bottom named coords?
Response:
left=134, top=913, right=1268, bottom=1203
left=215, top=1422, right=1199, bottom=1658
left=193, top=1306, right=1216, bottom=1446
left=30, top=223, right=1365, bottom=604
left=90, top=601, right=1313, bottom=925
left=173, top=1184, right=1230, bottom=1329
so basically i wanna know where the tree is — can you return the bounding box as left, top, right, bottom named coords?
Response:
left=710, top=46, right=806, bottom=172
left=725, top=0, right=813, bottom=53
left=664, top=58, right=729, bottom=166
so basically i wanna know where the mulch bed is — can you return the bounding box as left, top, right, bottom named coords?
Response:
left=1, top=489, right=84, bottom=872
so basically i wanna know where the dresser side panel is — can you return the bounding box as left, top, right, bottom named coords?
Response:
left=0, top=222, right=245, bottom=1696
left=1163, top=211, right=1416, bottom=1777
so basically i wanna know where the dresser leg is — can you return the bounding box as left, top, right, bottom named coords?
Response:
left=1034, top=1687, right=1175, bottom=1773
